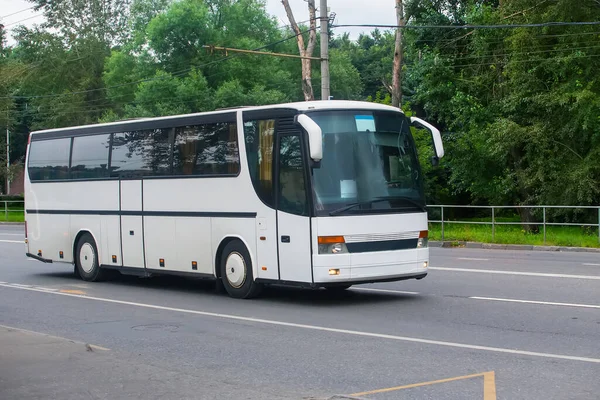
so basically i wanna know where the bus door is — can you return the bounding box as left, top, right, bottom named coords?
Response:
left=276, top=133, right=313, bottom=283
left=119, top=179, right=145, bottom=268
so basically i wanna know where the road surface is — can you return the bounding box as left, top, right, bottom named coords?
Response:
left=1, top=224, right=598, bottom=399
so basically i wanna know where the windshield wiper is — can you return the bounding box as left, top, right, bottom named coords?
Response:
left=328, top=196, right=425, bottom=216
left=374, top=195, right=426, bottom=212
left=329, top=199, right=392, bottom=216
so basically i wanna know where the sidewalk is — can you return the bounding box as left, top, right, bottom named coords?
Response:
left=0, top=325, right=317, bottom=400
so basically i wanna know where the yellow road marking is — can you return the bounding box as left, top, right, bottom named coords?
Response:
left=59, top=289, right=86, bottom=295
left=351, top=371, right=496, bottom=400
left=483, top=371, right=496, bottom=400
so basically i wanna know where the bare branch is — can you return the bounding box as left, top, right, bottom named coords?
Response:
left=281, top=0, right=315, bottom=100
left=281, top=0, right=305, bottom=56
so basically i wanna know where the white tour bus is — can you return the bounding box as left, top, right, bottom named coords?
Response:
left=24, top=100, right=444, bottom=298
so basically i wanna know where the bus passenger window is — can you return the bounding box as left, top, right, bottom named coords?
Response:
left=71, top=134, right=110, bottom=179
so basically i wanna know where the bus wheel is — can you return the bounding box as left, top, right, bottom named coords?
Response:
left=75, top=233, right=107, bottom=282
left=220, top=240, right=262, bottom=299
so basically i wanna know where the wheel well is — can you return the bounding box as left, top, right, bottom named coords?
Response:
left=215, top=237, right=242, bottom=279
left=72, top=230, right=91, bottom=262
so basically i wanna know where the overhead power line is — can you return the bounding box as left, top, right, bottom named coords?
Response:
left=0, top=6, right=35, bottom=19
left=3, top=13, right=44, bottom=28
left=332, top=21, right=600, bottom=30
left=0, top=26, right=319, bottom=101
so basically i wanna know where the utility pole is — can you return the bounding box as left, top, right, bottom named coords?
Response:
left=320, top=0, right=330, bottom=100
left=391, top=0, right=405, bottom=108
left=5, top=108, right=9, bottom=195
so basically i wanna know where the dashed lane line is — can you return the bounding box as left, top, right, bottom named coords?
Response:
left=0, top=282, right=599, bottom=364
left=0, top=239, right=24, bottom=244
left=430, top=267, right=600, bottom=280
left=470, top=296, right=600, bottom=309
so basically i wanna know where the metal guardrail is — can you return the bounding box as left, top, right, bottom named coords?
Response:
left=1, top=200, right=24, bottom=222
left=427, top=205, right=600, bottom=244
left=3, top=201, right=600, bottom=244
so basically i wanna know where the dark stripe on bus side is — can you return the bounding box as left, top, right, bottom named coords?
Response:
left=345, top=239, right=419, bottom=253
left=25, top=209, right=257, bottom=218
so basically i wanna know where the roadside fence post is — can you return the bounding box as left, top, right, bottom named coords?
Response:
left=543, top=207, right=546, bottom=245
left=441, top=206, right=445, bottom=241
left=492, top=206, right=495, bottom=242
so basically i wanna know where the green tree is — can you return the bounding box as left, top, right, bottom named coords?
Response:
left=27, top=0, right=132, bottom=45
left=404, top=0, right=600, bottom=225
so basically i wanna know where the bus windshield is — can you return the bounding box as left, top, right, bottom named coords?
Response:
left=307, top=110, right=424, bottom=216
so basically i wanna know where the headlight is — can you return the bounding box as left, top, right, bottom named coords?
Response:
left=417, top=230, right=428, bottom=248
left=318, top=243, right=349, bottom=254
left=318, top=236, right=348, bottom=254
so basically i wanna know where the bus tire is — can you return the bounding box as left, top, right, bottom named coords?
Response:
left=75, top=233, right=107, bottom=282
left=220, top=240, right=262, bottom=299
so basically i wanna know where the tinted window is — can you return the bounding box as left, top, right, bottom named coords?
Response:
left=110, top=129, right=172, bottom=177
left=172, top=122, right=239, bottom=176
left=278, top=135, right=308, bottom=216
left=244, top=119, right=275, bottom=207
left=28, top=138, right=71, bottom=181
left=70, top=134, right=110, bottom=179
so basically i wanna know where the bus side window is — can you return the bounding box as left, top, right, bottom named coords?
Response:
left=278, top=134, right=308, bottom=216
left=71, top=134, right=110, bottom=179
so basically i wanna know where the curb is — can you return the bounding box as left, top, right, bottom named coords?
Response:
left=0, top=222, right=24, bottom=226
left=430, top=240, right=600, bottom=253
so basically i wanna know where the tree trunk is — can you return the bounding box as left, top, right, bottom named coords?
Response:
left=281, top=0, right=317, bottom=101
left=391, top=0, right=404, bottom=108
left=517, top=207, right=540, bottom=234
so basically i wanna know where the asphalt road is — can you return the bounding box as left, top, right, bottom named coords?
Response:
left=1, top=224, right=599, bottom=399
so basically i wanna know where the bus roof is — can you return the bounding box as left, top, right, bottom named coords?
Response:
left=29, top=100, right=403, bottom=136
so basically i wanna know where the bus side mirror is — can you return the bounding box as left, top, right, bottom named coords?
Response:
left=296, top=114, right=323, bottom=162
left=410, top=117, right=444, bottom=161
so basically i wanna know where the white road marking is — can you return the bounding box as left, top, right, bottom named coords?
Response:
left=0, top=239, right=23, bottom=244
left=457, top=257, right=489, bottom=261
left=583, top=263, right=600, bottom=266
left=0, top=281, right=6, bottom=284
left=430, top=267, right=600, bottom=280
left=0, top=233, right=24, bottom=236
left=9, top=283, right=34, bottom=288
left=0, top=283, right=598, bottom=364
left=35, top=287, right=59, bottom=292
left=470, top=296, right=600, bottom=310
left=352, top=288, right=419, bottom=295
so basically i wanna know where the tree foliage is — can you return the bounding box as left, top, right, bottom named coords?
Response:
left=1, top=0, right=598, bottom=219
